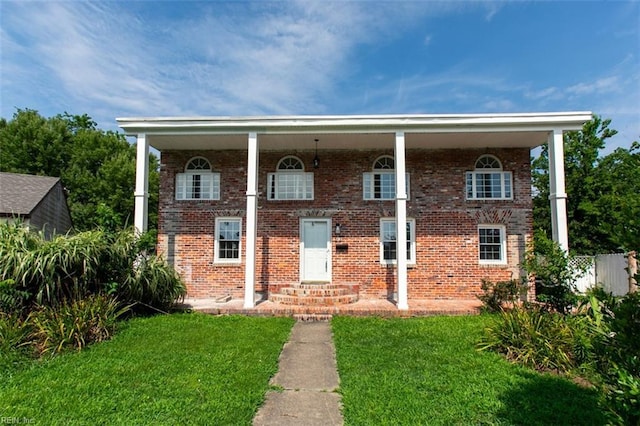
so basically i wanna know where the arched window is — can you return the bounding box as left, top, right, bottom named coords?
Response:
left=277, top=156, right=305, bottom=171
left=466, top=155, right=512, bottom=200
left=268, top=156, right=313, bottom=200
left=363, top=155, right=410, bottom=200
left=373, top=156, right=394, bottom=170
left=175, top=157, right=220, bottom=200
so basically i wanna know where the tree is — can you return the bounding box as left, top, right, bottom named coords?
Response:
left=532, top=116, right=639, bottom=254
left=591, top=142, right=640, bottom=251
left=0, top=109, right=159, bottom=231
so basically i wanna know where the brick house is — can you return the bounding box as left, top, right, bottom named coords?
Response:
left=117, top=113, right=590, bottom=310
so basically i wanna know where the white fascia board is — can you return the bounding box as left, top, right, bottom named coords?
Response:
left=116, top=111, right=592, bottom=136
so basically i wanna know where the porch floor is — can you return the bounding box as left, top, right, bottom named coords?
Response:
left=178, top=296, right=482, bottom=317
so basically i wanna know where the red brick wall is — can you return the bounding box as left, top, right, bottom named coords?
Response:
left=158, top=148, right=532, bottom=300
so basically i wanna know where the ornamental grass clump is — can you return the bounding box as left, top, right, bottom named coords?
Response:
left=28, top=294, right=128, bottom=355
left=0, top=221, right=185, bottom=313
left=478, top=305, right=591, bottom=373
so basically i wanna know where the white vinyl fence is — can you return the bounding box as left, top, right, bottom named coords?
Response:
left=571, top=253, right=632, bottom=296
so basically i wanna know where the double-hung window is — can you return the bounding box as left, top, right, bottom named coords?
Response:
left=215, top=218, right=242, bottom=263
left=478, top=225, right=506, bottom=264
left=363, top=156, right=410, bottom=200
left=267, top=156, right=314, bottom=200
left=380, top=218, right=416, bottom=265
left=466, top=155, right=512, bottom=200
left=176, top=157, right=220, bottom=200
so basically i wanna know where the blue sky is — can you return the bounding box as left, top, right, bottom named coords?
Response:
left=2, top=1, right=638, bottom=151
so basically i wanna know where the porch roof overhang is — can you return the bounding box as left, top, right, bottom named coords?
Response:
left=116, top=112, right=592, bottom=151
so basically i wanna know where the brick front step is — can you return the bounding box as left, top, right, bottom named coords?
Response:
left=269, top=283, right=359, bottom=306
left=270, top=294, right=359, bottom=306
left=279, top=287, right=352, bottom=297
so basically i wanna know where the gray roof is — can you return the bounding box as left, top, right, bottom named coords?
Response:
left=0, top=172, right=61, bottom=216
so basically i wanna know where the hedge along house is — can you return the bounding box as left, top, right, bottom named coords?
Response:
left=117, top=112, right=591, bottom=311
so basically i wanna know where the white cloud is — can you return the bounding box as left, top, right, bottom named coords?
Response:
left=1, top=1, right=447, bottom=125
left=566, top=76, right=620, bottom=96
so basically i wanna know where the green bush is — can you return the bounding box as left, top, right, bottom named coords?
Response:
left=590, top=291, right=640, bottom=424
left=523, top=231, right=580, bottom=314
left=0, top=311, right=34, bottom=373
left=28, top=294, right=129, bottom=355
left=0, top=222, right=185, bottom=313
left=0, top=279, right=30, bottom=314
left=477, top=278, right=528, bottom=313
left=478, top=306, right=591, bottom=373
left=120, top=255, right=185, bottom=311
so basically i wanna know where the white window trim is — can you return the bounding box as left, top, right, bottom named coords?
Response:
left=176, top=157, right=219, bottom=201
left=267, top=172, right=314, bottom=200
left=478, top=224, right=507, bottom=265
left=214, top=217, right=242, bottom=264
left=363, top=172, right=410, bottom=200
left=465, top=171, right=513, bottom=200
left=379, top=218, right=416, bottom=265
left=175, top=171, right=221, bottom=201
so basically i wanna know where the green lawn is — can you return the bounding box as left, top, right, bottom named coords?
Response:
left=332, top=315, right=608, bottom=425
left=1, top=314, right=609, bottom=425
left=0, top=313, right=294, bottom=425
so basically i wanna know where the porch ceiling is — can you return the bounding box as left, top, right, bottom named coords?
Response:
left=144, top=131, right=552, bottom=151
left=116, top=112, right=592, bottom=151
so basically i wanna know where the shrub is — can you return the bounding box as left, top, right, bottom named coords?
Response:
left=0, top=222, right=185, bottom=313
left=523, top=231, right=581, bottom=314
left=0, top=279, right=30, bottom=314
left=0, top=311, right=34, bottom=373
left=28, top=294, right=129, bottom=355
left=478, top=306, right=591, bottom=373
left=590, top=291, right=640, bottom=424
left=120, top=255, right=185, bottom=311
left=477, top=279, right=528, bottom=313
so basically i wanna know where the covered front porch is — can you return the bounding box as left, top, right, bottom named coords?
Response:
left=178, top=295, right=482, bottom=318
left=118, top=112, right=592, bottom=311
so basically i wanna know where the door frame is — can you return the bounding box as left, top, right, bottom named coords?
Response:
left=299, top=218, right=332, bottom=282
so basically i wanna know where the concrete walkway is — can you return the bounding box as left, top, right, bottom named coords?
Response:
left=253, top=321, right=343, bottom=426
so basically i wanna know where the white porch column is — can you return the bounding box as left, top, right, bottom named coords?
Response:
left=134, top=133, right=149, bottom=234
left=548, top=129, right=569, bottom=251
left=395, top=131, right=409, bottom=310
left=244, top=132, right=259, bottom=308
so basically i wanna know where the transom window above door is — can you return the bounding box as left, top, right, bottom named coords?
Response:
left=267, top=156, right=314, bottom=200
left=175, top=157, right=220, bottom=200
left=363, top=155, right=410, bottom=200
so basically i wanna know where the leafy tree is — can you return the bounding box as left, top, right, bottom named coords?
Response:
left=591, top=142, right=640, bottom=252
left=532, top=116, right=638, bottom=254
left=0, top=109, right=159, bottom=231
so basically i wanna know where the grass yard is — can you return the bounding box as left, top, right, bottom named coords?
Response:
left=332, top=315, right=608, bottom=426
left=0, top=313, right=294, bottom=425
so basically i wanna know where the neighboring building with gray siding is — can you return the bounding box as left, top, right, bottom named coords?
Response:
left=0, top=172, right=72, bottom=238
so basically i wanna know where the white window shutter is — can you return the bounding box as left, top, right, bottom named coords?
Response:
left=176, top=173, right=186, bottom=200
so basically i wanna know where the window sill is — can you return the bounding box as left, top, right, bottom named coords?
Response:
left=479, top=261, right=508, bottom=266
left=213, top=261, right=242, bottom=266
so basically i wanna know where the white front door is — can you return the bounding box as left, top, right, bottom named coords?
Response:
left=301, top=219, right=331, bottom=282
